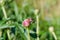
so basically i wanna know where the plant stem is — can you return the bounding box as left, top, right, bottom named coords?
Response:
left=0, top=30, right=2, bottom=40
left=2, top=6, right=7, bottom=19
left=2, top=5, right=11, bottom=40
left=36, top=15, right=39, bottom=40
left=7, top=29, right=11, bottom=40
left=34, top=9, right=39, bottom=40
left=52, top=32, right=57, bottom=40
left=26, top=28, right=30, bottom=40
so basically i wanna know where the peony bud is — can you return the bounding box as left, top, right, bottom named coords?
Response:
left=22, top=18, right=32, bottom=27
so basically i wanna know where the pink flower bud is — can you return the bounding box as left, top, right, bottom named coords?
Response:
left=22, top=18, right=32, bottom=27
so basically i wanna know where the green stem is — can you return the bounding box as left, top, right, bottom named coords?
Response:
left=36, top=15, right=39, bottom=40
left=0, top=30, right=2, bottom=40
left=52, top=32, right=57, bottom=40
left=34, top=9, right=39, bottom=40
left=7, top=29, right=11, bottom=40
left=26, top=28, right=30, bottom=40
left=2, top=6, right=7, bottom=19
left=2, top=5, right=11, bottom=40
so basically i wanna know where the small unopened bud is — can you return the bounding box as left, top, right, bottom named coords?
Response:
left=49, top=26, right=54, bottom=33
left=49, top=26, right=57, bottom=40
left=0, top=0, right=3, bottom=4
left=22, top=18, right=32, bottom=27
left=34, top=9, right=39, bottom=15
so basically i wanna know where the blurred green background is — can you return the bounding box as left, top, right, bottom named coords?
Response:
left=0, top=0, right=60, bottom=40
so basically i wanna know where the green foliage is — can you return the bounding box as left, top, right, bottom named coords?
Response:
left=0, top=0, right=60, bottom=40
